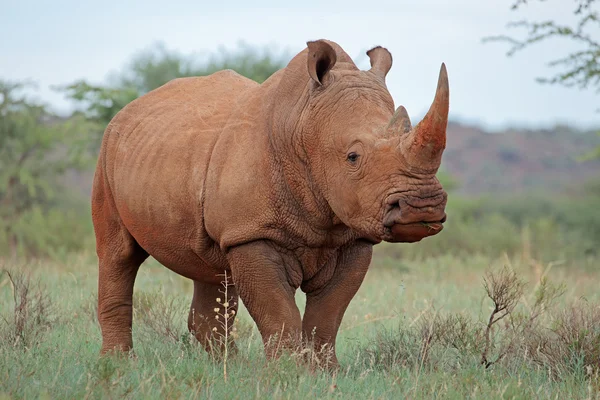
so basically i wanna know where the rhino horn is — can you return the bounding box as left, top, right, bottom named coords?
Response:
left=367, top=46, right=392, bottom=80
left=401, top=63, right=449, bottom=171
left=387, top=105, right=412, bottom=135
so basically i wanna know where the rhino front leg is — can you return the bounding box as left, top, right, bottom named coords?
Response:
left=188, top=280, right=239, bottom=355
left=302, top=241, right=372, bottom=369
left=227, top=241, right=302, bottom=358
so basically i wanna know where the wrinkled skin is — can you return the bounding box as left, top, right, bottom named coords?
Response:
left=92, top=39, right=449, bottom=368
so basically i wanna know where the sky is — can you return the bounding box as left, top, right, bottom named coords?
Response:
left=2, top=0, right=598, bottom=130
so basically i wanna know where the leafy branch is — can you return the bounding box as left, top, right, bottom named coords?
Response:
left=483, top=0, right=600, bottom=93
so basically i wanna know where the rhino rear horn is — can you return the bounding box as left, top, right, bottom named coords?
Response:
left=367, top=46, right=392, bottom=81
left=307, top=40, right=337, bottom=86
left=387, top=105, right=412, bottom=135
left=401, top=63, right=449, bottom=171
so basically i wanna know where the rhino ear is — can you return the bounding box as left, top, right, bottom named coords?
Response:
left=367, top=46, right=392, bottom=80
left=307, top=40, right=337, bottom=86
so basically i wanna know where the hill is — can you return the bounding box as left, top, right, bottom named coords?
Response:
left=442, top=122, right=600, bottom=194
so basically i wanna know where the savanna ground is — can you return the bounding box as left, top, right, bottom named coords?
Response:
left=1, top=236, right=599, bottom=399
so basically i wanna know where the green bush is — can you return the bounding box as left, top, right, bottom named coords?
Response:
left=0, top=80, right=93, bottom=259
left=0, top=201, right=93, bottom=259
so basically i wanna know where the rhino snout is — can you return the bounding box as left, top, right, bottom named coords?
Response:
left=383, top=192, right=447, bottom=225
left=381, top=191, right=447, bottom=243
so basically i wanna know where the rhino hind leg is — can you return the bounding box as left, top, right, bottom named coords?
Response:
left=188, top=280, right=239, bottom=355
left=92, top=168, right=148, bottom=355
left=97, top=243, right=147, bottom=355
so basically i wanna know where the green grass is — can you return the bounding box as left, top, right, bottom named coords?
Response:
left=1, top=250, right=599, bottom=399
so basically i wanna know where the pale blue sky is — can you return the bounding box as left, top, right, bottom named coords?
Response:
left=2, top=0, right=598, bottom=130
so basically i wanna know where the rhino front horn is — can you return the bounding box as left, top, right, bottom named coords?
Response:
left=401, top=63, right=449, bottom=171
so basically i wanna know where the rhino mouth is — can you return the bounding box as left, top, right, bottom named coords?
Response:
left=383, top=216, right=446, bottom=243
left=381, top=191, right=447, bottom=243
left=382, top=197, right=446, bottom=243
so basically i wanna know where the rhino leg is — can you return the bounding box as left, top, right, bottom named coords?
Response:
left=227, top=241, right=302, bottom=358
left=188, top=280, right=239, bottom=355
left=97, top=246, right=147, bottom=355
left=302, top=241, right=372, bottom=369
left=93, top=199, right=148, bottom=354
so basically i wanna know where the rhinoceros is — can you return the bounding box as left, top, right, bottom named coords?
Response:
left=92, top=39, right=449, bottom=367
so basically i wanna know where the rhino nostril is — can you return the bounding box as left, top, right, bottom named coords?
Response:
left=440, top=214, right=447, bottom=223
left=383, top=202, right=402, bottom=227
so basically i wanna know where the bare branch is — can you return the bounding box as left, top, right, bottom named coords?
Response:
left=484, top=0, right=600, bottom=96
left=480, top=266, right=525, bottom=367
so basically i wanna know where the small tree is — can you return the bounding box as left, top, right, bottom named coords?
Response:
left=0, top=81, right=91, bottom=257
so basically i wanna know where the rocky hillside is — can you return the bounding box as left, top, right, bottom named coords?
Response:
left=442, top=122, right=600, bottom=194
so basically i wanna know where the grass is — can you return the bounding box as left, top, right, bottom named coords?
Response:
left=1, top=250, right=600, bottom=399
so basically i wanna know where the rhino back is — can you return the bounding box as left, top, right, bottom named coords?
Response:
left=98, top=70, right=257, bottom=278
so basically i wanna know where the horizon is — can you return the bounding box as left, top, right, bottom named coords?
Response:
left=2, top=0, right=599, bottom=131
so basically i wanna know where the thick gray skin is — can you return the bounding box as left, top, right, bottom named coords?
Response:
left=92, top=39, right=448, bottom=369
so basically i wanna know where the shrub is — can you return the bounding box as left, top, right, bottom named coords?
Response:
left=355, top=266, right=600, bottom=381
left=0, top=267, right=55, bottom=348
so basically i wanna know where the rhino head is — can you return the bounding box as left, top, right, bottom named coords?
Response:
left=281, top=40, right=449, bottom=244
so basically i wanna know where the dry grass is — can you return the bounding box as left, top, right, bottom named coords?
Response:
left=133, top=290, right=187, bottom=344
left=0, top=267, right=55, bottom=349
left=528, top=300, right=600, bottom=378
left=355, top=263, right=600, bottom=387
left=1, top=251, right=599, bottom=398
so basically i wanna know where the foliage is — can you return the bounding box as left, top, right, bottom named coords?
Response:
left=0, top=81, right=92, bottom=258
left=579, top=131, right=600, bottom=160
left=435, top=169, right=459, bottom=192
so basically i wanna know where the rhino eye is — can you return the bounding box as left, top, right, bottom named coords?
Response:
left=347, top=152, right=359, bottom=163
